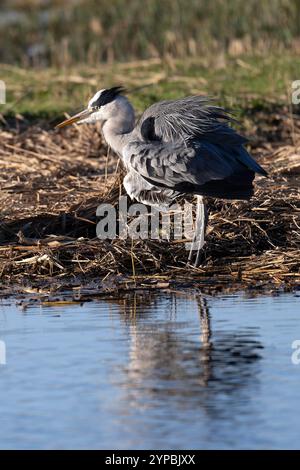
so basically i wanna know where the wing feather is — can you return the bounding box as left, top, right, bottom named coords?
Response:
left=137, top=96, right=267, bottom=177
left=122, top=95, right=267, bottom=203
left=123, top=140, right=235, bottom=189
left=138, top=96, right=244, bottom=145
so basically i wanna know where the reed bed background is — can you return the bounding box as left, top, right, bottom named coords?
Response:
left=1, top=0, right=300, bottom=67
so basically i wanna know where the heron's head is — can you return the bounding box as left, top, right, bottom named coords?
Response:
left=56, top=86, right=134, bottom=130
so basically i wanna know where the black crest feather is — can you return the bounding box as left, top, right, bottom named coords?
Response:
left=92, top=86, right=125, bottom=108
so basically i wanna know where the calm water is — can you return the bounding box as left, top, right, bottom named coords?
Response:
left=0, top=291, right=299, bottom=450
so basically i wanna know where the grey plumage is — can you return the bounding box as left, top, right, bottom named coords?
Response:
left=57, top=87, right=267, bottom=264
left=138, top=96, right=238, bottom=143
left=122, top=95, right=266, bottom=206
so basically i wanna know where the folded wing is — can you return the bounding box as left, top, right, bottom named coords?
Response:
left=123, top=139, right=263, bottom=200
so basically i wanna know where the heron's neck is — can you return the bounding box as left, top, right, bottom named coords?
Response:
left=102, top=117, right=135, bottom=156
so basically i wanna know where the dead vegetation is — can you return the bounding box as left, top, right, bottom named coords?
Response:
left=0, top=109, right=299, bottom=298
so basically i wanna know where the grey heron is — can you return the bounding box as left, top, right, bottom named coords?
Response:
left=56, top=86, right=267, bottom=265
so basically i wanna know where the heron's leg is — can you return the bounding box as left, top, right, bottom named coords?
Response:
left=187, top=196, right=207, bottom=267
left=194, top=196, right=207, bottom=266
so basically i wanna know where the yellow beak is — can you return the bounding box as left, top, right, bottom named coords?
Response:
left=55, top=108, right=92, bottom=128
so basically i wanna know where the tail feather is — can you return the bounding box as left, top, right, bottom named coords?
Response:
left=194, top=169, right=255, bottom=200
left=236, top=146, right=267, bottom=177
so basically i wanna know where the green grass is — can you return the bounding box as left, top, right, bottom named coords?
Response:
left=1, top=53, right=299, bottom=121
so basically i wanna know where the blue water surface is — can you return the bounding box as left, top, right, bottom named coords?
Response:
left=0, top=291, right=299, bottom=449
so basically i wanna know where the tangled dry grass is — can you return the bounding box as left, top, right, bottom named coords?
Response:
left=0, top=109, right=299, bottom=298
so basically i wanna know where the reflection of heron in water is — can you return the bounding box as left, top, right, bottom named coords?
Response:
left=113, top=293, right=263, bottom=415
left=119, top=293, right=214, bottom=389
